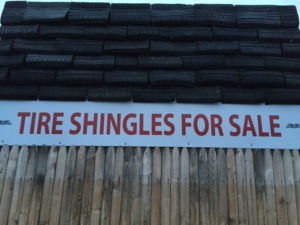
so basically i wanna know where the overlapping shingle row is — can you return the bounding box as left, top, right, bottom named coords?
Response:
left=0, top=1, right=300, bottom=104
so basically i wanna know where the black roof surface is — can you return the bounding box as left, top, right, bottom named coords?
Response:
left=0, top=1, right=300, bottom=104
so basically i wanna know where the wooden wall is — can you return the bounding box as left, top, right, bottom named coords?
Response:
left=0, top=145, right=299, bottom=225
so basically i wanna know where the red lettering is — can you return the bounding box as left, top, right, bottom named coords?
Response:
left=243, top=115, right=257, bottom=136
left=270, top=115, right=281, bottom=137
left=37, top=113, right=50, bottom=134
left=211, top=114, right=223, bottom=136
left=152, top=114, right=162, bottom=135
left=164, top=114, right=175, bottom=136
left=139, top=114, right=150, bottom=135
left=100, top=113, right=105, bottom=135
left=83, top=113, right=97, bottom=135
left=30, top=112, right=36, bottom=134
left=229, top=114, right=240, bottom=136
left=18, top=112, right=30, bottom=134
left=70, top=113, right=81, bottom=135
left=123, top=114, right=137, bottom=135
left=107, top=113, right=121, bottom=135
left=182, top=114, right=191, bottom=135
left=194, top=114, right=209, bottom=136
left=257, top=115, right=269, bottom=137
left=52, top=113, right=63, bottom=134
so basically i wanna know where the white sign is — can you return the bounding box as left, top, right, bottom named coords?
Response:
left=0, top=101, right=299, bottom=149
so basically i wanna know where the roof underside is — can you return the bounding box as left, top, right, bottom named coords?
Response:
left=0, top=1, right=300, bottom=104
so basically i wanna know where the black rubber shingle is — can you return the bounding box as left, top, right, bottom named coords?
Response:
left=139, top=56, right=183, bottom=69
left=88, top=87, right=132, bottom=101
left=23, top=2, right=70, bottom=23
left=183, top=55, right=224, bottom=69
left=39, top=86, right=87, bottom=101
left=9, top=68, right=56, bottom=84
left=132, top=87, right=175, bottom=102
left=26, top=54, right=73, bottom=68
left=104, top=70, right=148, bottom=85
left=258, top=28, right=300, bottom=42
left=39, top=25, right=85, bottom=38
left=0, top=40, right=13, bottom=54
left=1, top=1, right=26, bottom=25
left=0, top=67, right=9, bottom=84
left=265, top=57, right=300, bottom=71
left=0, top=55, right=24, bottom=67
left=285, top=72, right=300, bottom=88
left=225, top=56, right=265, bottom=69
left=150, top=41, right=197, bottom=55
left=169, top=27, right=212, bottom=40
left=13, top=39, right=56, bottom=54
left=104, top=40, right=149, bottom=54
left=222, top=87, right=265, bottom=104
left=56, top=69, right=103, bottom=85
left=212, top=27, right=258, bottom=40
left=128, top=26, right=169, bottom=40
left=0, top=25, right=39, bottom=38
left=111, top=3, right=151, bottom=25
left=68, top=2, right=110, bottom=24
left=265, top=88, right=300, bottom=104
left=73, top=56, right=115, bottom=69
left=149, top=70, right=195, bottom=86
left=239, top=41, right=282, bottom=55
left=196, top=70, right=240, bottom=85
left=240, top=71, right=285, bottom=87
left=282, top=43, right=300, bottom=56
left=197, top=41, right=239, bottom=54
left=85, top=26, right=128, bottom=40
left=0, top=85, right=39, bottom=100
left=194, top=4, right=236, bottom=26
left=236, top=5, right=281, bottom=27
left=115, top=56, right=138, bottom=69
left=55, top=39, right=103, bottom=55
left=151, top=4, right=194, bottom=25
left=176, top=86, right=221, bottom=103
left=277, top=6, right=299, bottom=28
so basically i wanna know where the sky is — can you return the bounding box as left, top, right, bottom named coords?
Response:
left=0, top=0, right=299, bottom=15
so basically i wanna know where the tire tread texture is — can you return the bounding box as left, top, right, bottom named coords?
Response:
left=88, top=87, right=132, bottom=101
left=222, top=87, right=265, bottom=104
left=56, top=69, right=104, bottom=85
left=39, top=86, right=87, bottom=101
left=68, top=2, right=110, bottom=24
left=265, top=88, right=300, bottom=104
left=240, top=70, right=285, bottom=87
left=23, top=2, right=70, bottom=23
left=104, top=70, right=148, bottom=85
left=196, top=70, right=240, bottom=85
left=151, top=41, right=197, bottom=55
left=0, top=67, right=9, bottom=84
left=151, top=4, right=194, bottom=25
left=0, top=2, right=299, bottom=104
left=26, top=54, right=73, bottom=67
left=0, top=85, right=39, bottom=100
left=149, top=70, right=195, bottom=86
left=111, top=3, right=151, bottom=25
left=104, top=40, right=149, bottom=54
left=176, top=86, right=221, bottom=103
left=194, top=4, right=236, bottom=26
left=132, top=87, right=175, bottom=102
left=73, top=56, right=115, bottom=69
left=0, top=25, right=39, bottom=38
left=9, top=68, right=56, bottom=84
left=1, top=1, right=26, bottom=25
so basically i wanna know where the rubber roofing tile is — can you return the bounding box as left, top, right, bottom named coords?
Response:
left=23, top=2, right=70, bottom=23
left=68, top=2, right=110, bottom=24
